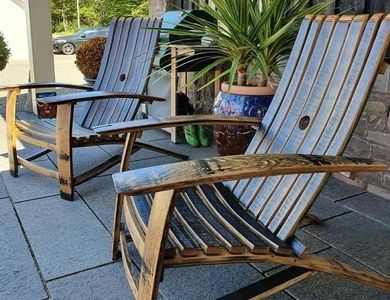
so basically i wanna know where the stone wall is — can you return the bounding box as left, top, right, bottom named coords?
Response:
left=344, top=68, right=390, bottom=199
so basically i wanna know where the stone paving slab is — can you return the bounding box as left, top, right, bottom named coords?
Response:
left=340, top=193, right=390, bottom=226
left=76, top=174, right=116, bottom=231
left=47, top=262, right=134, bottom=300
left=0, top=176, right=8, bottom=199
left=320, top=176, right=365, bottom=201
left=15, top=195, right=112, bottom=280
left=0, top=198, right=47, bottom=300
left=303, top=212, right=390, bottom=274
left=307, top=193, right=351, bottom=221
left=159, top=263, right=265, bottom=300
left=2, top=159, right=59, bottom=202
left=283, top=248, right=390, bottom=300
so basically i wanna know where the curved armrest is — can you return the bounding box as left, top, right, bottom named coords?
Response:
left=112, top=154, right=388, bottom=196
left=93, top=115, right=260, bottom=134
left=38, top=91, right=165, bottom=105
left=0, top=82, right=93, bottom=92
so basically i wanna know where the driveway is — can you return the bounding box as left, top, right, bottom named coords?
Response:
left=0, top=54, right=84, bottom=97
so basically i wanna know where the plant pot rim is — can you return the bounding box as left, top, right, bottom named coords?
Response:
left=221, top=82, right=277, bottom=96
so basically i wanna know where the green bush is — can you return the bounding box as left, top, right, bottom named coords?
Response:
left=0, top=32, right=10, bottom=71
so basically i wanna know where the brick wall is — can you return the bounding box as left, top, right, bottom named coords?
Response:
left=344, top=69, right=390, bottom=199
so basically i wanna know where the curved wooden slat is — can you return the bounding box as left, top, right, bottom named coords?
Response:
left=233, top=15, right=327, bottom=203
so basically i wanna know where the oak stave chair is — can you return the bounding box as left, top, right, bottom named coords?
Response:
left=2, top=17, right=187, bottom=200
left=96, top=14, right=390, bottom=299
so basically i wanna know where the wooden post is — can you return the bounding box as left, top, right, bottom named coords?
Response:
left=56, top=103, right=74, bottom=200
left=138, top=190, right=177, bottom=300
left=112, top=132, right=139, bottom=260
left=25, top=0, right=56, bottom=113
left=6, top=88, right=21, bottom=177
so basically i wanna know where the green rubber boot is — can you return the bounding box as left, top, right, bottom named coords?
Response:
left=197, top=125, right=211, bottom=147
left=184, top=124, right=199, bottom=147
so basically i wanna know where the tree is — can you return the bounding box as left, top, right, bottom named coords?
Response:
left=51, top=0, right=148, bottom=32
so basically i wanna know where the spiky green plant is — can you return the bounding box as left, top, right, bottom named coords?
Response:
left=162, top=0, right=331, bottom=88
left=0, top=32, right=11, bottom=71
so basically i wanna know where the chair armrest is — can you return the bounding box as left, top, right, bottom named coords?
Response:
left=0, top=82, right=93, bottom=92
left=112, top=154, right=388, bottom=196
left=38, top=91, right=165, bottom=105
left=93, top=115, right=260, bottom=134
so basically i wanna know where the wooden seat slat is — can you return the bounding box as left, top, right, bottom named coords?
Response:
left=130, top=195, right=176, bottom=255
left=133, top=194, right=200, bottom=257
left=182, top=188, right=246, bottom=254
left=174, top=194, right=224, bottom=255
left=196, top=186, right=270, bottom=254
left=212, top=183, right=291, bottom=254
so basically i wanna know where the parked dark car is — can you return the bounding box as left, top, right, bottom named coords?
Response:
left=53, top=27, right=109, bottom=55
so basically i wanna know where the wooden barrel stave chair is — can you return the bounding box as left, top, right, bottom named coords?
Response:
left=2, top=17, right=188, bottom=200
left=95, top=14, right=390, bottom=299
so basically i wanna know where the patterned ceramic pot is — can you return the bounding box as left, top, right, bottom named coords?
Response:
left=213, top=83, right=276, bottom=156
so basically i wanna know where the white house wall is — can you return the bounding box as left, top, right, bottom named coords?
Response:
left=0, top=0, right=29, bottom=60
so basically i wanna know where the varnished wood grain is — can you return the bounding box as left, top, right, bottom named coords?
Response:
left=38, top=91, right=165, bottom=105
left=55, top=103, right=74, bottom=200
left=138, top=190, right=177, bottom=300
left=94, top=115, right=260, bottom=135
left=6, top=88, right=20, bottom=176
left=0, top=82, right=93, bottom=92
left=112, top=154, right=388, bottom=196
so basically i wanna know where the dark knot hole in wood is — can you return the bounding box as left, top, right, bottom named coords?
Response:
left=119, top=74, right=126, bottom=81
left=299, top=116, right=310, bottom=130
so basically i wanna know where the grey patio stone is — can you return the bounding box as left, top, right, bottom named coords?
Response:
left=0, top=198, right=47, bottom=300
left=76, top=174, right=116, bottom=231
left=48, top=146, right=112, bottom=176
left=141, top=138, right=218, bottom=160
left=2, top=159, right=59, bottom=202
left=47, top=262, right=134, bottom=300
left=303, top=212, right=390, bottom=274
left=0, top=176, right=8, bottom=199
left=15, top=195, right=112, bottom=280
left=159, top=263, right=264, bottom=300
left=284, top=248, right=390, bottom=299
left=320, top=176, right=365, bottom=202
left=340, top=192, right=390, bottom=226
left=142, top=129, right=172, bottom=142
left=306, top=193, right=351, bottom=221
left=99, top=145, right=165, bottom=162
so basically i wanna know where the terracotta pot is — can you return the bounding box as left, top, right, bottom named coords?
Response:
left=213, top=82, right=276, bottom=156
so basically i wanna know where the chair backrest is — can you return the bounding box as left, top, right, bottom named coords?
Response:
left=226, top=14, right=390, bottom=241
left=81, top=17, right=160, bottom=129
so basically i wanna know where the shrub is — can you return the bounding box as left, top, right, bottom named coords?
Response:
left=0, top=32, right=11, bottom=71
left=75, top=37, right=106, bottom=79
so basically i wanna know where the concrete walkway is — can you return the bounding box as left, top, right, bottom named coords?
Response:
left=0, top=110, right=389, bottom=299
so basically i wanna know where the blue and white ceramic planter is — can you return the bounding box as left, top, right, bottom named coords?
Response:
left=213, top=84, right=275, bottom=156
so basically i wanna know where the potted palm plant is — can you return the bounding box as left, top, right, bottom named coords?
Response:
left=162, top=0, right=330, bottom=155
left=0, top=31, right=11, bottom=71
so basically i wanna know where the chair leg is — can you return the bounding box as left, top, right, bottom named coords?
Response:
left=56, top=103, right=74, bottom=201
left=112, top=194, right=125, bottom=260
left=135, top=140, right=189, bottom=161
left=6, top=89, right=20, bottom=177
left=138, top=190, right=177, bottom=300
